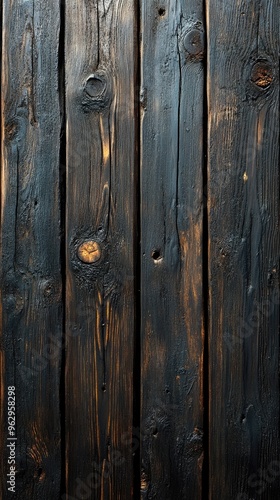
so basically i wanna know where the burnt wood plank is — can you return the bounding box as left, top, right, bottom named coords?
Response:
left=207, top=1, right=280, bottom=498
left=64, top=1, right=137, bottom=498
left=1, top=0, right=62, bottom=498
left=140, top=2, right=205, bottom=498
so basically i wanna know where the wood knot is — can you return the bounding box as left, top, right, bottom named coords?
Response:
left=183, top=29, right=204, bottom=60
left=40, top=278, right=62, bottom=305
left=5, top=120, right=18, bottom=142
left=3, top=292, right=23, bottom=314
left=82, top=70, right=111, bottom=112
left=140, top=87, right=147, bottom=111
left=85, top=75, right=106, bottom=98
left=141, top=469, right=149, bottom=493
left=77, top=241, right=101, bottom=264
left=251, top=61, right=274, bottom=89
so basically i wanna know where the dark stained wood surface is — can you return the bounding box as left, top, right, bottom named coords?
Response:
left=140, top=1, right=205, bottom=498
left=1, top=0, right=62, bottom=497
left=65, top=0, right=137, bottom=498
left=207, top=1, right=280, bottom=498
left=0, top=1, right=279, bottom=499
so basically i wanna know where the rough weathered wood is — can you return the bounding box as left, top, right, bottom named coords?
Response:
left=207, top=1, right=280, bottom=498
left=1, top=0, right=62, bottom=497
left=140, top=2, right=205, bottom=498
left=65, top=1, right=137, bottom=498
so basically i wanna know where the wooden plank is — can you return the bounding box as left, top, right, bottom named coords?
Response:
left=207, top=1, right=280, bottom=498
left=140, top=2, right=205, bottom=498
left=64, top=1, right=137, bottom=498
left=1, top=0, right=62, bottom=497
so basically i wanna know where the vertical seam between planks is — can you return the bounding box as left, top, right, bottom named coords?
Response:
left=278, top=43, right=280, bottom=484
left=202, top=0, right=210, bottom=498
left=176, top=25, right=182, bottom=264
left=0, top=0, right=3, bottom=492
left=133, top=0, right=141, bottom=497
left=58, top=0, right=66, bottom=497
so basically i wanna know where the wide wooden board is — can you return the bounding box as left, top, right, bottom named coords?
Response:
left=207, top=1, right=280, bottom=498
left=65, top=1, right=138, bottom=498
left=1, top=0, right=62, bottom=497
left=140, top=1, right=205, bottom=497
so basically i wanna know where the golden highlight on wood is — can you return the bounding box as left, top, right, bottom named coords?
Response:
left=77, top=241, right=101, bottom=264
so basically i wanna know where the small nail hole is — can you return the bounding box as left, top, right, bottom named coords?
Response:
left=158, top=7, right=166, bottom=16
left=102, top=383, right=106, bottom=392
left=37, top=467, right=45, bottom=480
left=152, top=249, right=162, bottom=261
left=152, top=428, right=158, bottom=437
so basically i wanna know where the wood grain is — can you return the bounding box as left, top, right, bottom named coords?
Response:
left=65, top=1, right=137, bottom=498
left=1, top=0, right=62, bottom=497
left=140, top=1, right=205, bottom=498
left=207, top=1, right=280, bottom=498
left=1, top=1, right=279, bottom=498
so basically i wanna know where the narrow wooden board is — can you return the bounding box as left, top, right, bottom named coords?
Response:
left=140, top=2, right=205, bottom=497
left=65, top=1, right=137, bottom=498
left=207, top=1, right=280, bottom=498
left=1, top=0, right=62, bottom=497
